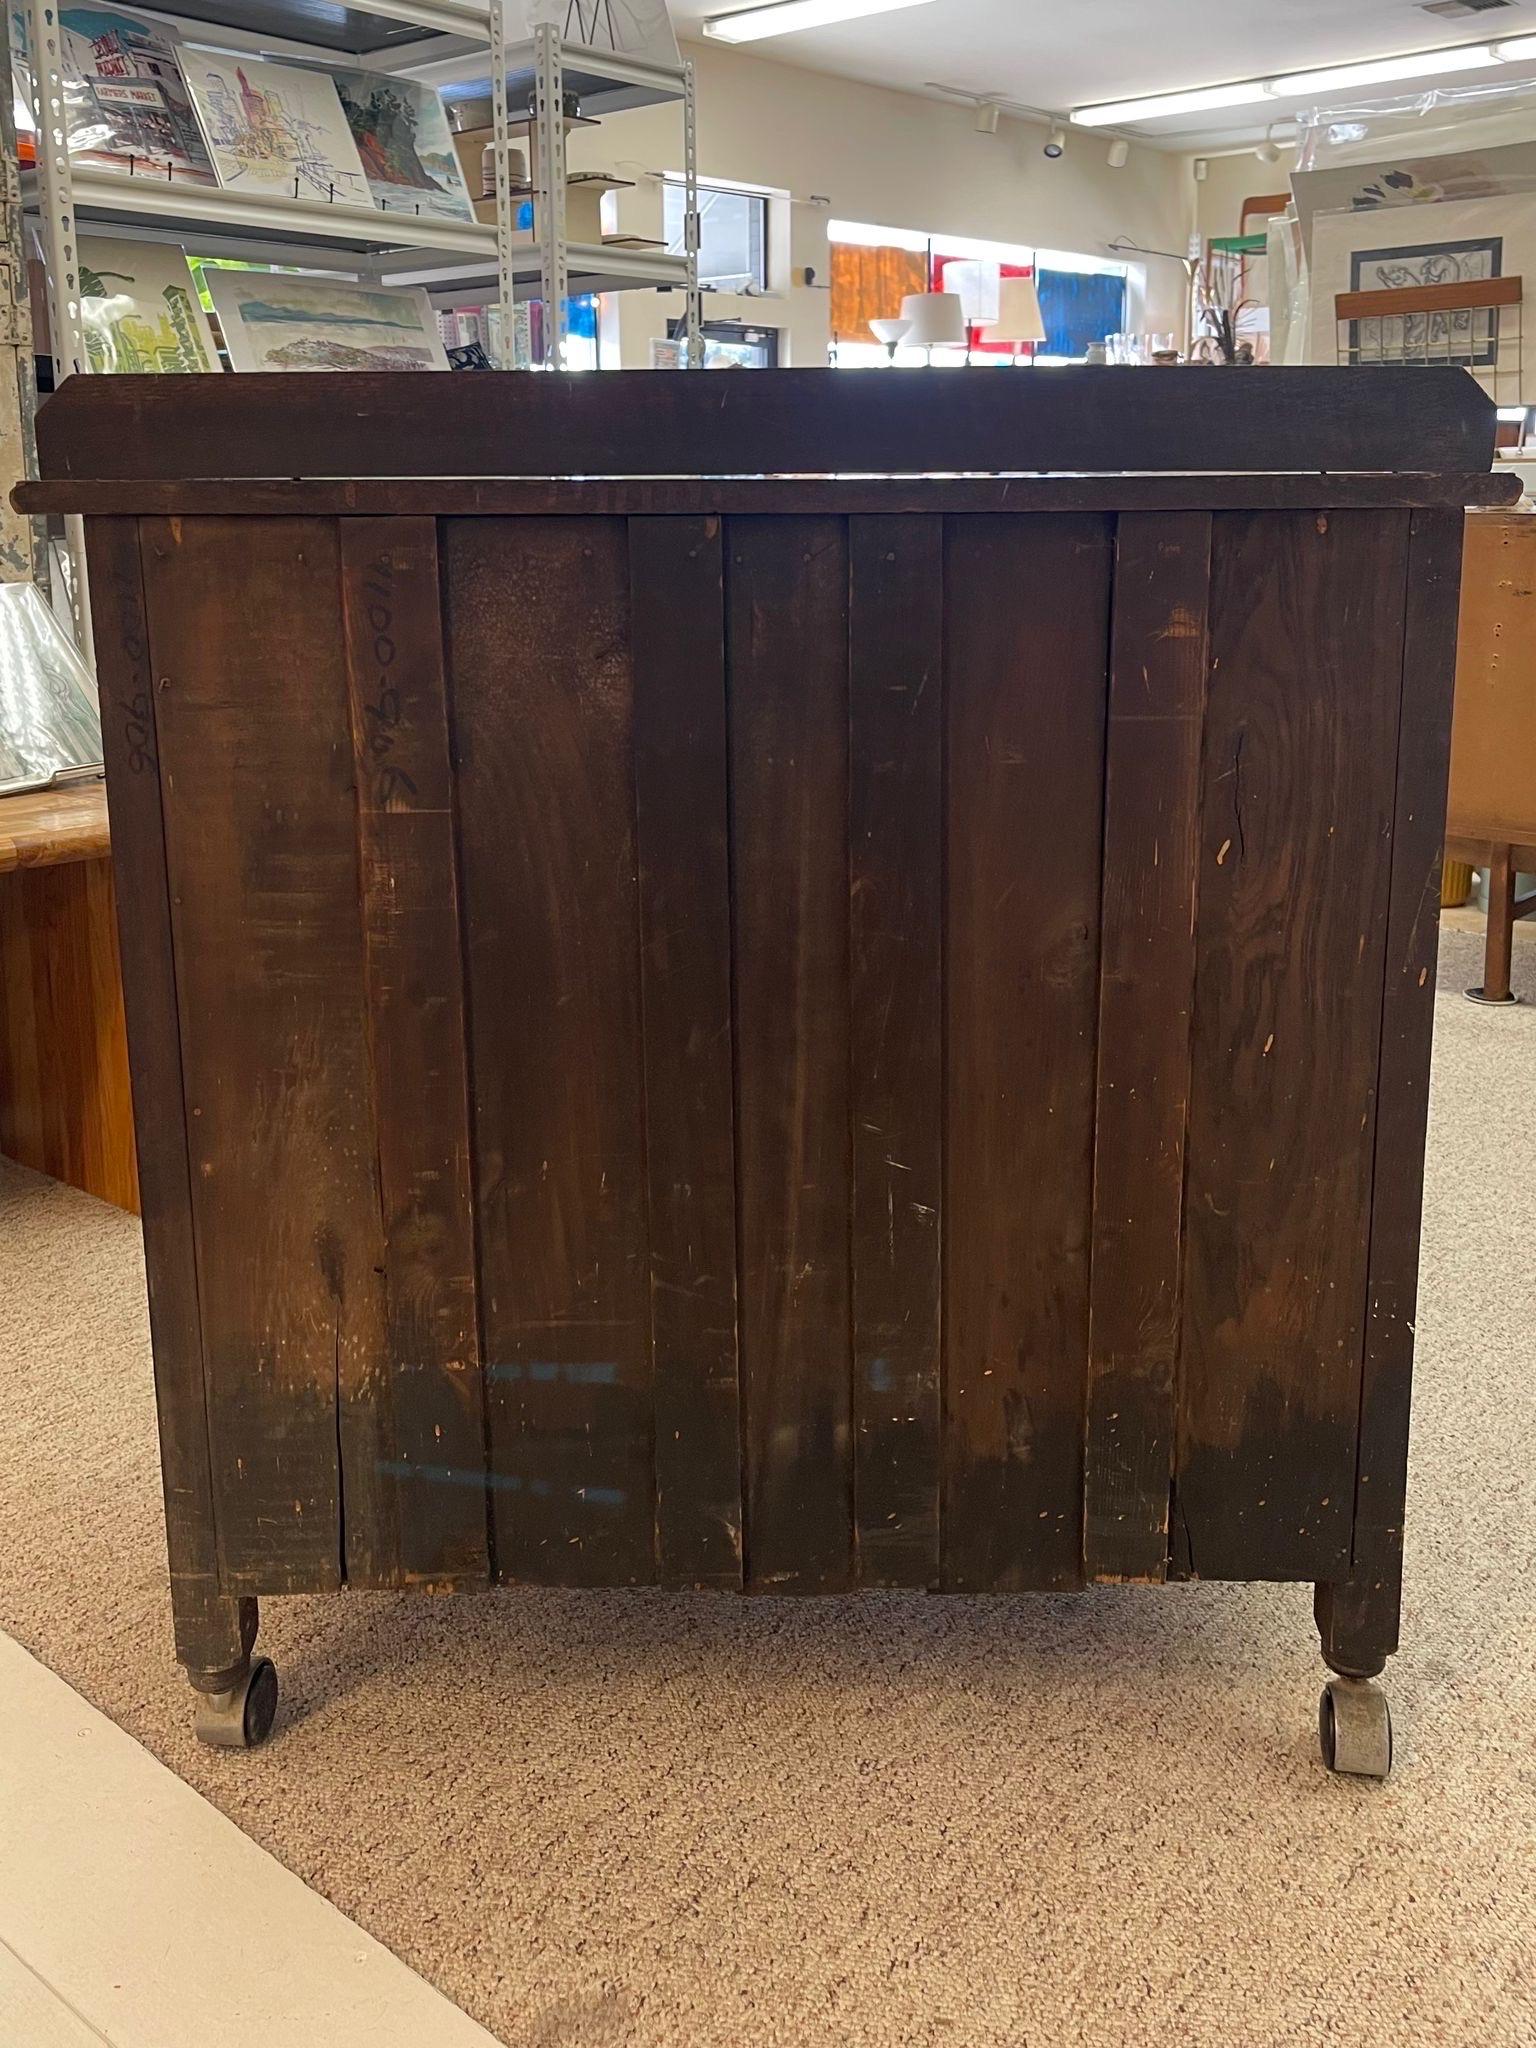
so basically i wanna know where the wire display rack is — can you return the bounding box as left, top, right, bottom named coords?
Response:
left=11, top=0, right=702, bottom=650
left=1335, top=275, right=1524, bottom=408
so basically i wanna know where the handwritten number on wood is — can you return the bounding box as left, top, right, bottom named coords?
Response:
left=359, top=555, right=418, bottom=807
left=124, top=689, right=155, bottom=773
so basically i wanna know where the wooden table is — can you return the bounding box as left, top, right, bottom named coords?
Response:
left=1448, top=505, right=1536, bottom=1003
left=18, top=365, right=1510, bottom=1773
left=0, top=782, right=138, bottom=1210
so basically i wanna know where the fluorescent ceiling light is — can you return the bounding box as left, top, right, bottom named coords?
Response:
left=704, top=0, right=937, bottom=43
left=1072, top=34, right=1536, bottom=128
left=1072, top=81, right=1271, bottom=126
left=1273, top=44, right=1500, bottom=95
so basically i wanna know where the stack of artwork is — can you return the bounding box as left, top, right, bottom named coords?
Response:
left=1293, top=142, right=1536, bottom=397
left=78, top=244, right=451, bottom=377
left=46, top=3, right=475, bottom=223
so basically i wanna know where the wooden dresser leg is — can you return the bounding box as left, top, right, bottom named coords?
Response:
left=173, top=1588, right=280, bottom=1750
left=1465, top=846, right=1519, bottom=1006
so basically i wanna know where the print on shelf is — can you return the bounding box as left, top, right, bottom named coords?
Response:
left=179, top=50, right=371, bottom=205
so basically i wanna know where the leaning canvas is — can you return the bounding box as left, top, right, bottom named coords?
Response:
left=179, top=49, right=370, bottom=206
left=504, top=0, right=678, bottom=66
left=205, top=270, right=451, bottom=371
left=1291, top=143, right=1536, bottom=261
left=79, top=236, right=219, bottom=372
left=57, top=5, right=217, bottom=184
left=331, top=69, right=474, bottom=222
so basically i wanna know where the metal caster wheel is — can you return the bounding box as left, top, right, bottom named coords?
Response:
left=1318, top=1676, right=1392, bottom=1779
left=194, top=1657, right=279, bottom=1750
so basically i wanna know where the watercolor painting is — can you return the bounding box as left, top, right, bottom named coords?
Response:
left=204, top=270, right=450, bottom=371
left=79, top=236, right=220, bottom=372
left=331, top=69, right=473, bottom=222
left=179, top=50, right=369, bottom=205
left=58, top=5, right=216, bottom=184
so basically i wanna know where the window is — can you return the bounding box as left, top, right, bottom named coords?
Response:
left=663, top=182, right=768, bottom=293
left=826, top=221, right=1136, bottom=367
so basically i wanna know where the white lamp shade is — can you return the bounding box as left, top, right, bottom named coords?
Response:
left=943, top=258, right=1001, bottom=328
left=900, top=290, right=967, bottom=348
left=986, top=276, right=1047, bottom=347
left=868, top=317, right=912, bottom=346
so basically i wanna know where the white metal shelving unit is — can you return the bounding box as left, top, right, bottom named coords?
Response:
left=18, top=0, right=701, bottom=644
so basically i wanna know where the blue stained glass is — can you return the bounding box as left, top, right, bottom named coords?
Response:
left=1037, top=269, right=1127, bottom=358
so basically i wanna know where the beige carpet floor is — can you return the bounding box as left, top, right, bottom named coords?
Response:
left=2, top=920, right=1534, bottom=2048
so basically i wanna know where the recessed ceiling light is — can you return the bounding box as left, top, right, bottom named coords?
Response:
left=703, top=0, right=938, bottom=44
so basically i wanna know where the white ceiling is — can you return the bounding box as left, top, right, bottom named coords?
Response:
left=670, top=0, right=1536, bottom=142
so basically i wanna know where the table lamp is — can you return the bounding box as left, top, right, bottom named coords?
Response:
left=868, top=316, right=911, bottom=365
left=985, top=276, right=1047, bottom=365
left=899, top=290, right=966, bottom=363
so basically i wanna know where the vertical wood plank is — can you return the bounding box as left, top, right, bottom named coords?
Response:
left=1352, top=508, right=1466, bottom=1579
left=728, top=514, right=853, bottom=1593
left=1083, top=512, right=1211, bottom=1584
left=83, top=518, right=229, bottom=1665
left=1174, top=510, right=1410, bottom=1582
left=139, top=514, right=383, bottom=1595
left=848, top=513, right=943, bottom=1589
left=339, top=517, right=488, bottom=1587
left=943, top=514, right=1112, bottom=1594
left=629, top=514, right=743, bottom=1590
left=444, top=517, right=655, bottom=1587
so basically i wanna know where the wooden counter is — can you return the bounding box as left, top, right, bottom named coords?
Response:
left=0, top=782, right=138, bottom=1210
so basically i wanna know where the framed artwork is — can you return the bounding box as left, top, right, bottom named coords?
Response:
left=179, top=50, right=369, bottom=205
left=58, top=5, right=216, bottom=184
left=1349, top=234, right=1501, bottom=366
left=204, top=270, right=451, bottom=371
left=331, top=69, right=474, bottom=223
left=78, top=236, right=220, bottom=371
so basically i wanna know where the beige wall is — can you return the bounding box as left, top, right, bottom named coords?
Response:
left=567, top=40, right=1198, bottom=366
left=1193, top=149, right=1287, bottom=246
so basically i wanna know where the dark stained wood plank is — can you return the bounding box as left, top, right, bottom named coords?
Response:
left=1083, top=512, right=1211, bottom=1585
left=20, top=473, right=1521, bottom=519
left=848, top=513, right=943, bottom=1589
left=1351, top=508, right=1467, bottom=1580
left=729, top=514, right=853, bottom=1593
left=139, top=514, right=384, bottom=1596
left=84, top=518, right=235, bottom=1670
left=339, top=517, right=488, bottom=1588
left=1173, top=509, right=1411, bottom=1584
left=943, top=514, right=1113, bottom=1594
left=32, top=366, right=1498, bottom=485
left=628, top=515, right=742, bottom=1590
left=443, top=516, right=654, bottom=1587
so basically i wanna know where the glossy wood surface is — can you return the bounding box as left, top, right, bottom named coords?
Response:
left=0, top=782, right=136, bottom=1212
